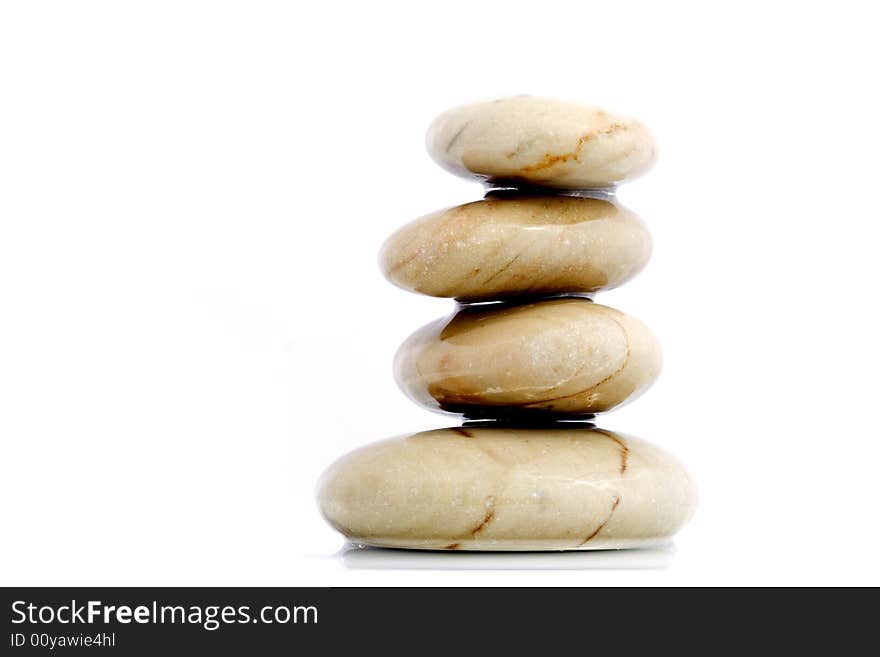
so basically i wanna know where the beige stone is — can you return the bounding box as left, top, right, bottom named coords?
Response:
left=318, top=426, right=696, bottom=551
left=427, top=96, right=656, bottom=189
left=380, top=195, right=651, bottom=301
left=395, top=298, right=661, bottom=417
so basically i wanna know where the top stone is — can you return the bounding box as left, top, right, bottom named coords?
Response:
left=427, top=96, right=656, bottom=190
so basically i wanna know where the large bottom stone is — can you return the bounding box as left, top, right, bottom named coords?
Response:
left=318, top=426, right=696, bottom=551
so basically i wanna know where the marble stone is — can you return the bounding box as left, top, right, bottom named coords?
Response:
left=426, top=96, right=656, bottom=190
left=318, top=426, right=697, bottom=551
left=395, top=298, right=661, bottom=418
left=380, top=195, right=651, bottom=301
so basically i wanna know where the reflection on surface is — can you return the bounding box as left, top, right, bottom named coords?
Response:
left=338, top=542, right=675, bottom=571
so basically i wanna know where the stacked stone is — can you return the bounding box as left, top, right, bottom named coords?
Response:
left=319, top=97, right=696, bottom=551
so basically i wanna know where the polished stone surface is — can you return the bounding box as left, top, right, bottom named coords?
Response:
left=318, top=426, right=696, bottom=551
left=426, top=96, right=656, bottom=189
left=395, top=298, right=661, bottom=418
left=380, top=195, right=651, bottom=301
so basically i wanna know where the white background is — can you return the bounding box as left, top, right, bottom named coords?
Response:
left=2, top=0, right=878, bottom=586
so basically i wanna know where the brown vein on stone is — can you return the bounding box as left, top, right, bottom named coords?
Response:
left=470, top=498, right=496, bottom=536
left=505, top=137, right=537, bottom=159
left=517, top=123, right=625, bottom=174
left=578, top=495, right=620, bottom=546
left=387, top=250, right=421, bottom=273
left=440, top=498, right=498, bottom=551
left=519, top=310, right=632, bottom=407
left=442, top=235, right=510, bottom=296
left=473, top=443, right=506, bottom=466
left=481, top=252, right=522, bottom=285
left=592, top=428, right=629, bottom=474
left=445, top=120, right=472, bottom=153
